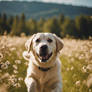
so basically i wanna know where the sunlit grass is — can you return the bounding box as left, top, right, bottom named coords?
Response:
left=0, top=36, right=92, bottom=92
left=61, top=55, right=90, bottom=92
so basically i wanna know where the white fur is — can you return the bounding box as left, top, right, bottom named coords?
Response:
left=23, top=33, right=64, bottom=92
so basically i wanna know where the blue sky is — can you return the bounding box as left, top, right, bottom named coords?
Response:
left=0, top=0, right=92, bottom=7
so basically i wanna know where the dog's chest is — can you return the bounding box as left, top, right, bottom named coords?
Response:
left=32, top=67, right=56, bottom=85
left=36, top=71, right=55, bottom=92
left=39, top=71, right=49, bottom=84
left=29, top=63, right=56, bottom=84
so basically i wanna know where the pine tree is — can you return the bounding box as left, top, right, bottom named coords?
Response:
left=26, top=19, right=37, bottom=35
left=58, top=14, right=65, bottom=25
left=0, top=13, right=9, bottom=35
left=61, top=18, right=77, bottom=38
left=43, top=17, right=61, bottom=37
left=7, top=16, right=14, bottom=34
left=37, top=18, right=45, bottom=32
left=0, top=13, right=1, bottom=19
left=0, top=13, right=2, bottom=34
left=16, top=13, right=26, bottom=36
left=11, top=15, right=19, bottom=36
left=75, top=15, right=88, bottom=38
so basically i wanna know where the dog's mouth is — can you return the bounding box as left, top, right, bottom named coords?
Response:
left=36, top=52, right=52, bottom=62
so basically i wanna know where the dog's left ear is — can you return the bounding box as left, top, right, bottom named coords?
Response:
left=53, top=34, right=64, bottom=52
left=25, top=34, right=36, bottom=52
left=23, top=51, right=30, bottom=61
left=23, top=34, right=36, bottom=60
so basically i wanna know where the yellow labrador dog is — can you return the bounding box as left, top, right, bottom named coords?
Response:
left=23, top=33, right=64, bottom=92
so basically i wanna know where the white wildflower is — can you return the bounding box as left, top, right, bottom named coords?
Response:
left=89, top=89, right=92, bottom=92
left=66, top=68, right=70, bottom=71
left=8, top=74, right=17, bottom=85
left=87, top=74, right=92, bottom=88
left=70, top=66, right=74, bottom=70
left=14, top=83, right=21, bottom=88
left=18, top=77, right=23, bottom=81
left=13, top=65, right=18, bottom=70
left=86, top=64, right=92, bottom=71
left=0, top=53, right=3, bottom=59
left=90, top=49, right=92, bottom=53
left=1, top=63, right=8, bottom=69
left=75, top=80, right=81, bottom=87
left=15, top=60, right=21, bottom=64
left=81, top=66, right=87, bottom=73
left=24, top=62, right=28, bottom=66
left=10, top=47, right=16, bottom=51
left=13, top=70, right=18, bottom=74
left=5, top=60, right=10, bottom=65
left=0, top=73, right=10, bottom=80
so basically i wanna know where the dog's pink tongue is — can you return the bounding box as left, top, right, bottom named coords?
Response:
left=42, top=56, right=46, bottom=59
left=41, top=55, right=48, bottom=60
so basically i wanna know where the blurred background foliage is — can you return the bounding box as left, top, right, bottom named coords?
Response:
left=0, top=13, right=92, bottom=39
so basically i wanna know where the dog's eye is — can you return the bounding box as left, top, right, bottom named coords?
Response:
left=47, top=38, right=53, bottom=43
left=36, top=38, right=40, bottom=43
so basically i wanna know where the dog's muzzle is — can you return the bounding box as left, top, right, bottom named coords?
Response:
left=37, top=45, right=52, bottom=62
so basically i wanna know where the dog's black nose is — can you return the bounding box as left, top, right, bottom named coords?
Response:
left=40, top=45, right=48, bottom=56
left=40, top=45, right=48, bottom=50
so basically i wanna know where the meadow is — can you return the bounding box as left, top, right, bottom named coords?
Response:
left=0, top=35, right=92, bottom=92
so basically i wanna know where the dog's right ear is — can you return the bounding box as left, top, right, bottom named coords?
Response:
left=25, top=34, right=36, bottom=52
left=53, top=34, right=64, bottom=52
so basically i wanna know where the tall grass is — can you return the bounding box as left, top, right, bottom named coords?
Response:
left=0, top=36, right=92, bottom=92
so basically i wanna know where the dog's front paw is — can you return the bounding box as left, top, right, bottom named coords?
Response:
left=25, top=77, right=37, bottom=92
left=51, top=88, right=61, bottom=92
left=28, top=81, right=36, bottom=92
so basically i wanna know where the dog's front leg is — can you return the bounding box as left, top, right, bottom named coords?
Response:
left=51, top=82, right=62, bottom=92
left=25, top=77, right=37, bottom=92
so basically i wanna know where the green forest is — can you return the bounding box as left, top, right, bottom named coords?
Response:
left=0, top=13, right=92, bottom=39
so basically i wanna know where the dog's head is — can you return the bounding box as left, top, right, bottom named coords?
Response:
left=23, top=33, right=64, bottom=66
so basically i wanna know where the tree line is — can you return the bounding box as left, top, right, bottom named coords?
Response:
left=0, top=13, right=92, bottom=38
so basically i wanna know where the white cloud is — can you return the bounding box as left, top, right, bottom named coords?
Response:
left=42, top=0, right=74, bottom=4
left=0, top=0, right=92, bottom=7
left=42, top=0, right=92, bottom=7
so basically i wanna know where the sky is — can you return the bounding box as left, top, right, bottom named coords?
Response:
left=0, top=0, right=92, bottom=7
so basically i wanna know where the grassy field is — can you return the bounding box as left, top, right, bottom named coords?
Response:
left=0, top=36, right=92, bottom=92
